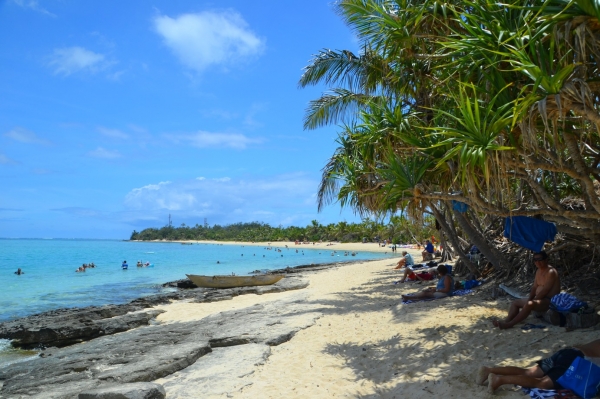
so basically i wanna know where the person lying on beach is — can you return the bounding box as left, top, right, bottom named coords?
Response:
left=394, top=251, right=415, bottom=270
left=492, top=251, right=560, bottom=329
left=398, top=267, right=436, bottom=284
left=401, top=265, right=453, bottom=300
left=477, top=339, right=600, bottom=394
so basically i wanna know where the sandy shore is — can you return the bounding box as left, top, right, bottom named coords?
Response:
left=178, top=239, right=411, bottom=254
left=154, top=244, right=599, bottom=398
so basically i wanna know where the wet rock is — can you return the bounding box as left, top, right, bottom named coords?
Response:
left=0, top=308, right=165, bottom=349
left=0, top=277, right=309, bottom=349
left=78, top=382, right=166, bottom=399
left=0, top=293, right=321, bottom=399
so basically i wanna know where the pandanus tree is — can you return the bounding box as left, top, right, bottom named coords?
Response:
left=301, top=0, right=600, bottom=272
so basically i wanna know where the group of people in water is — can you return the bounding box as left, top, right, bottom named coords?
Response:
left=136, top=261, right=151, bottom=267
left=76, top=262, right=96, bottom=272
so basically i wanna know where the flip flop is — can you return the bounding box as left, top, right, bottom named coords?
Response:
left=521, top=323, right=546, bottom=330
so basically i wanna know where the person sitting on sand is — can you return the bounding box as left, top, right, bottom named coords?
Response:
left=394, top=251, right=415, bottom=270
left=422, top=240, right=435, bottom=261
left=492, top=251, right=560, bottom=329
left=477, top=338, right=600, bottom=394
left=401, top=265, right=453, bottom=300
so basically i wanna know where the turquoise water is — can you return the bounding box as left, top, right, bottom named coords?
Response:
left=0, top=239, right=394, bottom=322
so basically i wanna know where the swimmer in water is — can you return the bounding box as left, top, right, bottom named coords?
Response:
left=14, top=268, right=24, bottom=275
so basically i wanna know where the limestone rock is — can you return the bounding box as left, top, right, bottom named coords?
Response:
left=78, top=382, right=166, bottom=399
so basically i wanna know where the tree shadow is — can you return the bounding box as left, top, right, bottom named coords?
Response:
left=270, top=267, right=577, bottom=398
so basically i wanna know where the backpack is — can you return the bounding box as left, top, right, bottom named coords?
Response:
left=557, top=357, right=600, bottom=399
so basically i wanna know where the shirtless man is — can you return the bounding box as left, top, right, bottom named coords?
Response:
left=477, top=338, right=600, bottom=394
left=493, top=251, right=560, bottom=329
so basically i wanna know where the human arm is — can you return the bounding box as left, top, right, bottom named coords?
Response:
left=528, top=281, right=537, bottom=301
left=436, top=276, right=452, bottom=294
left=574, top=339, right=600, bottom=358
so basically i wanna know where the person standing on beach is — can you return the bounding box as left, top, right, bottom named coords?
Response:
left=492, top=251, right=560, bottom=329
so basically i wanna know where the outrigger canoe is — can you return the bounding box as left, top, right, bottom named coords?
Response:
left=185, top=274, right=284, bottom=289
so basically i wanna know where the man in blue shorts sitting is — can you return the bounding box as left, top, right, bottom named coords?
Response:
left=477, top=339, right=600, bottom=394
left=422, top=240, right=435, bottom=261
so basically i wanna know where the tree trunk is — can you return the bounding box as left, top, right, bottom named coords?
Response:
left=430, top=202, right=480, bottom=276
left=450, top=204, right=512, bottom=271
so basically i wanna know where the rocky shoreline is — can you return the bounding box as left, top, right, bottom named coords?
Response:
left=0, top=262, right=356, bottom=399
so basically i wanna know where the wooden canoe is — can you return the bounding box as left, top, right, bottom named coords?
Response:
left=185, top=274, right=284, bottom=289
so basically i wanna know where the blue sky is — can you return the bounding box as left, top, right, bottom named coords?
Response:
left=0, top=0, right=366, bottom=239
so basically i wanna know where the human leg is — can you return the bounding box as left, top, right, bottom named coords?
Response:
left=401, top=290, right=435, bottom=301
left=398, top=268, right=411, bottom=283
left=394, top=258, right=406, bottom=270
left=488, top=373, right=553, bottom=394
left=477, top=365, right=543, bottom=385
left=496, top=299, right=550, bottom=329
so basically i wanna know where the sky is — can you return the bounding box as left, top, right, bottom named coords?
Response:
left=0, top=0, right=365, bottom=239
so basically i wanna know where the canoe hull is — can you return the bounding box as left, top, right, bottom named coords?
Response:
left=186, top=274, right=284, bottom=289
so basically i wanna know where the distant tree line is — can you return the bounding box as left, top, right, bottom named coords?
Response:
left=130, top=216, right=435, bottom=244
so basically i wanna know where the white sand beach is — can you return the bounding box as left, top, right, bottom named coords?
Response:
left=154, top=243, right=599, bottom=398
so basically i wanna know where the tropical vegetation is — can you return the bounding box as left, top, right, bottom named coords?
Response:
left=130, top=217, right=436, bottom=244
left=300, top=0, right=600, bottom=277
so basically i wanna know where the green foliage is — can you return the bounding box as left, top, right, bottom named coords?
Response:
left=129, top=217, right=435, bottom=245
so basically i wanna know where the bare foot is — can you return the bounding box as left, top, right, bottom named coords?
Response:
left=487, top=373, right=499, bottom=394
left=497, top=321, right=511, bottom=330
left=476, top=366, right=489, bottom=385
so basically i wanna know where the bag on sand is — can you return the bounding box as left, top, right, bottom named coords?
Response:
left=556, top=356, right=600, bottom=399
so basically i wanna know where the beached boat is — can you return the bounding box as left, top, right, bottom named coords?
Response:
left=185, top=274, right=284, bottom=289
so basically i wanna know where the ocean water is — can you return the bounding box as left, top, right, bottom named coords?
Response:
left=0, top=239, right=395, bottom=323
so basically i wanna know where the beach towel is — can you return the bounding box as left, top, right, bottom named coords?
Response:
left=504, top=216, right=557, bottom=252
left=551, top=293, right=587, bottom=313
left=401, top=289, right=473, bottom=304
left=452, top=200, right=468, bottom=213
left=521, top=387, right=578, bottom=399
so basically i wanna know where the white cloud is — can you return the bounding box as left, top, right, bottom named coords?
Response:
left=97, top=126, right=129, bottom=139
left=4, top=127, right=50, bottom=145
left=165, top=131, right=261, bottom=149
left=88, top=147, right=121, bottom=159
left=123, top=174, right=318, bottom=223
left=10, top=0, right=55, bottom=17
left=0, top=154, right=16, bottom=164
left=48, top=47, right=112, bottom=76
left=125, top=181, right=196, bottom=211
left=153, top=11, right=265, bottom=73
left=128, top=124, right=147, bottom=134
left=200, top=109, right=239, bottom=120
left=243, top=103, right=266, bottom=128
left=51, top=207, right=101, bottom=217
